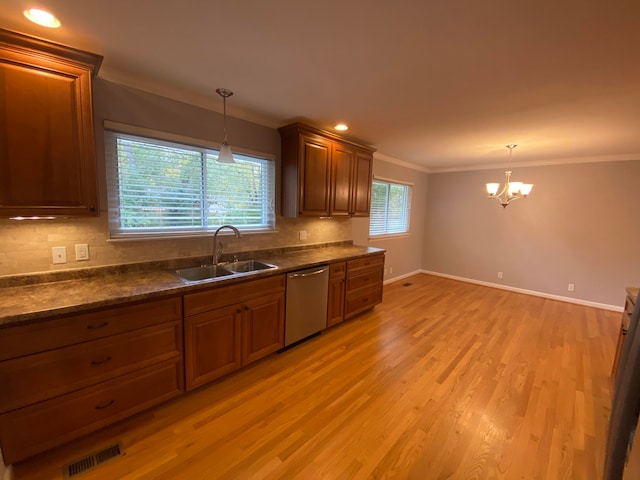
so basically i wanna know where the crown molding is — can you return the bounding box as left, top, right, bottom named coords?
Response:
left=430, top=153, right=640, bottom=173
left=373, top=152, right=431, bottom=173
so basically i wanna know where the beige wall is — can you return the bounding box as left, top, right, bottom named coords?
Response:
left=0, top=80, right=352, bottom=276
left=352, top=158, right=429, bottom=281
left=422, top=160, right=640, bottom=307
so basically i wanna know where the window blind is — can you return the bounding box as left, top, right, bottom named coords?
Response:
left=105, top=130, right=275, bottom=238
left=369, top=179, right=411, bottom=236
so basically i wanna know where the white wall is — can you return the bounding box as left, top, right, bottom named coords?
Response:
left=422, top=160, right=640, bottom=307
left=353, top=158, right=429, bottom=281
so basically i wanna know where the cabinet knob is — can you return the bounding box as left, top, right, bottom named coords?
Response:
left=89, top=206, right=96, bottom=212
left=91, top=356, right=112, bottom=366
left=87, top=321, right=109, bottom=330
left=95, top=399, right=115, bottom=410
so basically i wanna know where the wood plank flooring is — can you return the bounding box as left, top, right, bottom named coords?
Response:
left=11, top=274, right=620, bottom=479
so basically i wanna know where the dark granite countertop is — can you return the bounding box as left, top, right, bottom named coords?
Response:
left=0, top=244, right=384, bottom=327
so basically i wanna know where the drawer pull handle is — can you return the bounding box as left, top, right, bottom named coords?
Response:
left=87, top=321, right=109, bottom=330
left=91, top=356, right=112, bottom=366
left=95, top=399, right=115, bottom=410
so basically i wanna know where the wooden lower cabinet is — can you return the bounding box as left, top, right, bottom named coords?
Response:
left=0, top=359, right=182, bottom=464
left=242, top=292, right=285, bottom=366
left=0, top=296, right=184, bottom=464
left=185, top=304, right=242, bottom=390
left=327, top=262, right=346, bottom=327
left=345, top=254, right=385, bottom=319
left=184, top=275, right=286, bottom=391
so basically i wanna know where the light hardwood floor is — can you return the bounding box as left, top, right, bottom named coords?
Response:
left=12, top=274, right=620, bottom=479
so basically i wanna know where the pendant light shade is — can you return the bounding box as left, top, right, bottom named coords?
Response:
left=216, top=88, right=235, bottom=164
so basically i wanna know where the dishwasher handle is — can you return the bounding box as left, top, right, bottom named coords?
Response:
left=289, top=267, right=327, bottom=278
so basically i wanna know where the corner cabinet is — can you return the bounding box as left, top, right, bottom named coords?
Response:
left=0, top=29, right=103, bottom=218
left=279, top=123, right=375, bottom=217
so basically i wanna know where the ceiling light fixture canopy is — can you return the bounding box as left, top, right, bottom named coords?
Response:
left=215, top=88, right=235, bottom=164
left=486, top=144, right=533, bottom=208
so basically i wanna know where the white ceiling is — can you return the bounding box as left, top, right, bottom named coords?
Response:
left=2, top=0, right=640, bottom=171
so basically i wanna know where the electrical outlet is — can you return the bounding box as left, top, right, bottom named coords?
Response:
left=568, top=283, right=575, bottom=292
left=52, top=246, right=67, bottom=264
left=389, top=267, right=393, bottom=275
left=497, top=271, right=503, bottom=279
left=298, top=230, right=307, bottom=240
left=75, top=244, right=89, bottom=261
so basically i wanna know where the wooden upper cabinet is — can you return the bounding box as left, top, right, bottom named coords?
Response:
left=300, top=133, right=332, bottom=216
left=330, top=143, right=355, bottom=216
left=352, top=149, right=374, bottom=217
left=0, top=29, right=103, bottom=218
left=279, top=123, right=376, bottom=217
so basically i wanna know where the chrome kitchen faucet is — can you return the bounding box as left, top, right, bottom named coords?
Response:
left=212, top=225, right=242, bottom=264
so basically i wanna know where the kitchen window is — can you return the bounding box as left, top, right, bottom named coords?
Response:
left=369, top=178, right=412, bottom=237
left=104, top=124, right=275, bottom=238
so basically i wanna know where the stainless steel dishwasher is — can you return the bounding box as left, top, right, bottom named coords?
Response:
left=285, top=264, right=329, bottom=347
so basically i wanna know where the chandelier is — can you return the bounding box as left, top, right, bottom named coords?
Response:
left=486, top=144, right=533, bottom=208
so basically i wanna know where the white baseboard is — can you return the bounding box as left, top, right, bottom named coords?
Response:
left=411, top=270, right=623, bottom=312
left=383, top=270, right=423, bottom=285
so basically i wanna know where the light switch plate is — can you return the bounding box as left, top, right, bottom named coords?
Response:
left=52, top=246, right=67, bottom=264
left=75, top=244, right=89, bottom=261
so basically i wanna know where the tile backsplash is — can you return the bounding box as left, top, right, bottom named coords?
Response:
left=0, top=215, right=352, bottom=276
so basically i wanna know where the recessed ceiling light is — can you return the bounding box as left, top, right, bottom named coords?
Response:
left=24, top=8, right=61, bottom=28
left=334, top=124, right=349, bottom=131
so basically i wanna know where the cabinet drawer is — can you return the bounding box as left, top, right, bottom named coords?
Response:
left=347, top=254, right=384, bottom=277
left=0, top=296, right=182, bottom=361
left=0, top=320, right=182, bottom=413
left=346, top=269, right=384, bottom=293
left=330, top=262, right=346, bottom=279
left=184, top=274, right=285, bottom=316
left=345, top=286, right=383, bottom=319
left=0, top=358, right=183, bottom=464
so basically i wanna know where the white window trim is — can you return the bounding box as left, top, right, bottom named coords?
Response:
left=103, top=121, right=276, bottom=240
left=369, top=176, right=412, bottom=238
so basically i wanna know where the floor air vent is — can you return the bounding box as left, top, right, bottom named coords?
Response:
left=402, top=282, right=413, bottom=287
left=63, top=442, right=123, bottom=478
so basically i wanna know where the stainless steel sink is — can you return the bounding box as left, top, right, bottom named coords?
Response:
left=226, top=259, right=277, bottom=273
left=176, top=265, right=234, bottom=282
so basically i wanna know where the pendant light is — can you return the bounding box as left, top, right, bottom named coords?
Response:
left=215, top=88, right=235, bottom=164
left=486, top=144, right=534, bottom=208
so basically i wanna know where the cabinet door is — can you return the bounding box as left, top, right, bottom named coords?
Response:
left=242, top=292, right=285, bottom=366
left=299, top=134, right=332, bottom=216
left=330, top=143, right=354, bottom=216
left=184, top=304, right=242, bottom=390
left=351, top=149, right=373, bottom=216
left=0, top=35, right=100, bottom=217
left=327, top=277, right=346, bottom=327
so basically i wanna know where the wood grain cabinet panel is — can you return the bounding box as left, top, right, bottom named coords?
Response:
left=327, top=262, right=346, bottom=327
left=0, top=296, right=184, bottom=464
left=184, top=304, right=242, bottom=391
left=242, top=292, right=285, bottom=366
left=184, top=274, right=286, bottom=390
left=0, top=296, right=182, bottom=362
left=0, top=359, right=183, bottom=464
left=0, top=320, right=182, bottom=413
left=279, top=123, right=375, bottom=217
left=0, top=29, right=102, bottom=217
left=345, top=254, right=385, bottom=319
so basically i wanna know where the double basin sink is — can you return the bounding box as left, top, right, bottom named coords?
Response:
left=176, top=259, right=277, bottom=283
